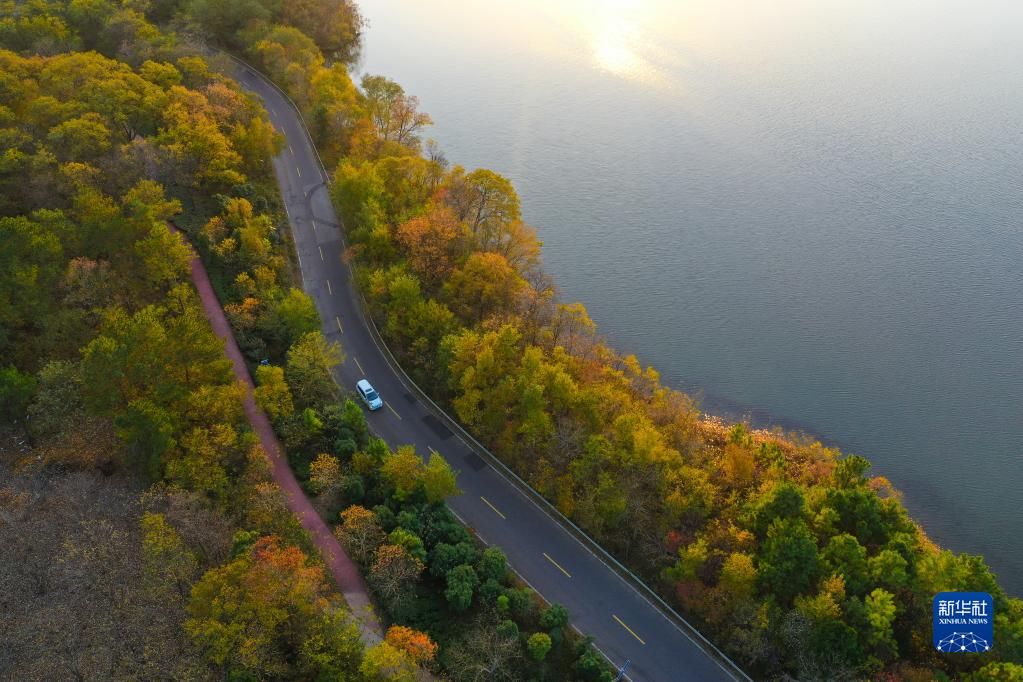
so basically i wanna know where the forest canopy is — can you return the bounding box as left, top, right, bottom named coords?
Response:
left=1, top=1, right=1021, bottom=681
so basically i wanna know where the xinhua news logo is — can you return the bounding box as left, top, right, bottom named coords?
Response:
left=933, top=592, right=993, bottom=653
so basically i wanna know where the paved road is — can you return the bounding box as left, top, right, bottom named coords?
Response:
left=233, top=62, right=743, bottom=682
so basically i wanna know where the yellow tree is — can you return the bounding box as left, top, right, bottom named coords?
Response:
left=186, top=536, right=362, bottom=679
left=334, top=505, right=384, bottom=565
left=380, top=445, right=425, bottom=501
left=369, top=544, right=423, bottom=609
left=423, top=452, right=460, bottom=503
left=361, top=75, right=432, bottom=155
left=254, top=364, right=294, bottom=420
left=442, top=251, right=526, bottom=323
left=309, top=453, right=342, bottom=494
left=360, top=641, right=417, bottom=682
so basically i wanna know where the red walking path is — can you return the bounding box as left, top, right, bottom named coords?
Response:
left=177, top=227, right=383, bottom=643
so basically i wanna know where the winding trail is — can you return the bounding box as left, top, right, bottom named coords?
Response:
left=175, top=226, right=383, bottom=644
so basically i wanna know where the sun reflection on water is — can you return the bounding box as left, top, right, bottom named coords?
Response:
left=585, top=0, right=666, bottom=86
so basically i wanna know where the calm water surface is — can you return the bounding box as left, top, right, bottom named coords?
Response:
left=357, top=0, right=1023, bottom=592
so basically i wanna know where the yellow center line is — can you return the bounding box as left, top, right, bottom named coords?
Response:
left=612, top=615, right=646, bottom=645
left=326, top=279, right=332, bottom=295
left=335, top=316, right=343, bottom=334
left=319, top=246, right=325, bottom=261
left=385, top=402, right=401, bottom=420
left=353, top=356, right=365, bottom=376
left=543, top=552, right=572, bottom=578
left=480, top=496, right=506, bottom=520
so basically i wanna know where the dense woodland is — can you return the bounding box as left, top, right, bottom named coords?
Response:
left=0, top=1, right=611, bottom=680
left=214, top=5, right=1022, bottom=682
left=1, top=1, right=1021, bottom=681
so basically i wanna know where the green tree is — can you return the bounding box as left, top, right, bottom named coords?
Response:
left=864, top=587, right=898, bottom=654
left=477, top=547, right=508, bottom=583
left=574, top=640, right=614, bottom=681
left=748, top=481, right=805, bottom=539
left=114, top=398, right=176, bottom=479
left=0, top=366, right=35, bottom=422
left=387, top=527, right=426, bottom=562
left=821, top=533, right=869, bottom=596
left=428, top=541, right=477, bottom=579
left=527, top=632, right=552, bottom=662
left=445, top=564, right=479, bottom=612
left=867, top=548, right=909, bottom=591
left=718, top=552, right=757, bottom=599
left=273, top=287, right=319, bottom=346
left=756, top=518, right=819, bottom=605
left=540, top=603, right=569, bottom=632
left=81, top=289, right=231, bottom=417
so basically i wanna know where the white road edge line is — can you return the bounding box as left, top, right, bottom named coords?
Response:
left=240, top=57, right=743, bottom=682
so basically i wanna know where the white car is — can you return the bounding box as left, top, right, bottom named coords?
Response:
left=356, top=379, right=383, bottom=411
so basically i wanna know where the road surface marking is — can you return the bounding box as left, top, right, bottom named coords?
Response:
left=297, top=251, right=303, bottom=269
left=428, top=446, right=439, bottom=455
left=335, top=316, right=343, bottom=334
left=289, top=144, right=294, bottom=155
left=353, top=356, right=365, bottom=376
left=613, top=615, right=646, bottom=645
left=242, top=71, right=739, bottom=682
left=543, top=552, right=572, bottom=578
left=385, top=402, right=402, bottom=420
left=449, top=504, right=629, bottom=677
left=319, top=246, right=325, bottom=261
left=270, top=106, right=277, bottom=117
left=296, top=165, right=301, bottom=177
left=326, top=279, right=332, bottom=295
left=482, top=498, right=507, bottom=519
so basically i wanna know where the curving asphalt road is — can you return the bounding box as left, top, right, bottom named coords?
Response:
left=232, top=61, right=744, bottom=682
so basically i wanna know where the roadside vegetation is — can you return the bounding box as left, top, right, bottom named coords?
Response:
left=0, top=1, right=609, bottom=680
left=3, top=0, right=1021, bottom=680
left=159, top=3, right=1023, bottom=681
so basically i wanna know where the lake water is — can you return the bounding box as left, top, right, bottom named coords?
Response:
left=356, top=0, right=1023, bottom=593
